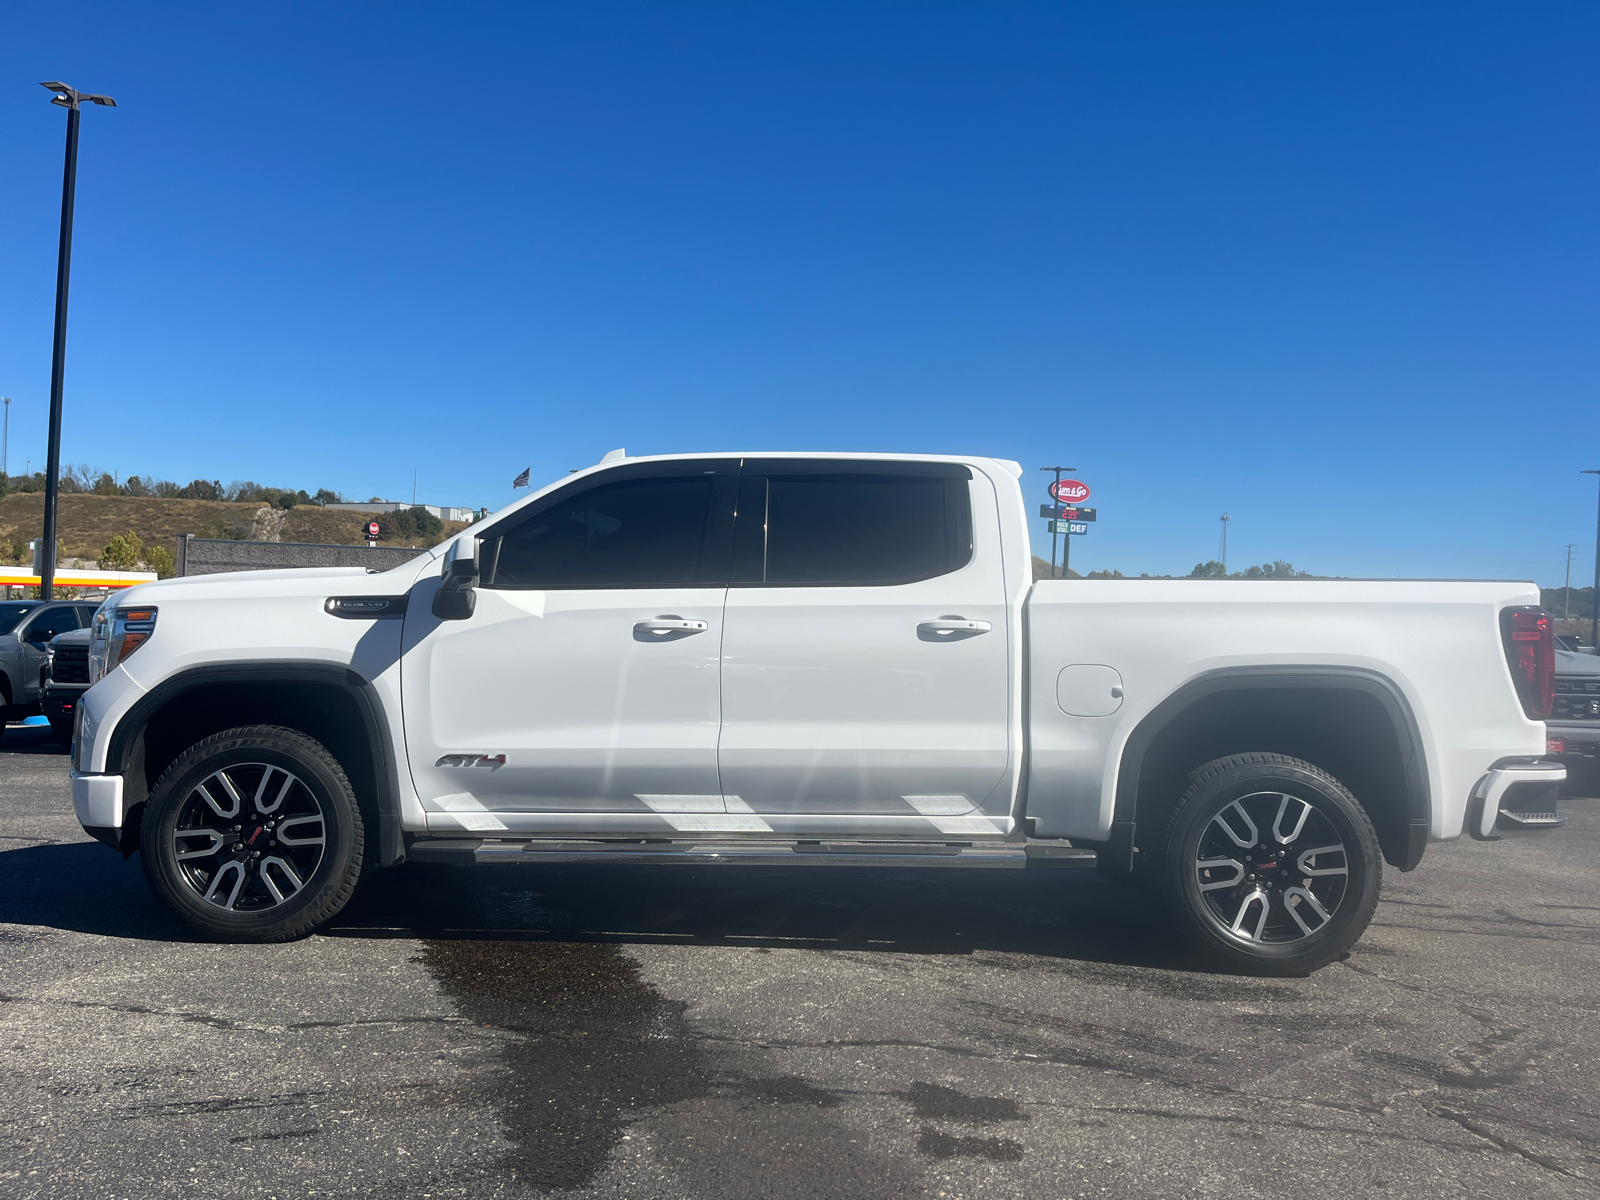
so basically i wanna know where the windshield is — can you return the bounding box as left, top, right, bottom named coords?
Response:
left=0, top=602, right=41, bottom=635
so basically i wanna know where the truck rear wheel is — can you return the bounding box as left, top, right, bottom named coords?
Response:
left=1160, top=753, right=1381, bottom=975
left=140, top=725, right=365, bottom=942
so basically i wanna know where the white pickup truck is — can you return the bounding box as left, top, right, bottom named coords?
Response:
left=68, top=452, right=1564, bottom=973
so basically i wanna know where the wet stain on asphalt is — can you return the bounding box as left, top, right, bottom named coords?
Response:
left=420, top=930, right=912, bottom=1197
left=915, top=1127, right=1025, bottom=1161
left=423, top=938, right=709, bottom=1190
left=902, top=1082, right=1026, bottom=1124
left=337, top=863, right=1242, bottom=1194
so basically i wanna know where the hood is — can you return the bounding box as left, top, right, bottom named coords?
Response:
left=49, top=627, right=93, bottom=648
left=140, top=566, right=376, bottom=589
left=1555, top=648, right=1600, bottom=677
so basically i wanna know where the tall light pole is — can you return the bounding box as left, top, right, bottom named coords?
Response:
left=1584, top=471, right=1600, bottom=651
left=1219, top=513, right=1231, bottom=574
left=38, top=82, right=117, bottom=599
left=1, top=397, right=11, bottom=482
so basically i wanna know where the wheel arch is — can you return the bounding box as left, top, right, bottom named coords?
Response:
left=105, top=662, right=405, bottom=867
left=1113, top=668, right=1430, bottom=873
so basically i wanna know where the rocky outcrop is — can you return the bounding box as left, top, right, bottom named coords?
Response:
left=248, top=507, right=287, bottom=542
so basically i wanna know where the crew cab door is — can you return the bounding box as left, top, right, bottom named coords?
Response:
left=400, top=461, right=736, bottom=822
left=718, top=460, right=1013, bottom=819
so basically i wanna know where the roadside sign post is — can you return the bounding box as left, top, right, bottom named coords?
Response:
left=366, top=521, right=379, bottom=548
left=1042, top=478, right=1091, bottom=577
left=1038, top=467, right=1076, bottom=577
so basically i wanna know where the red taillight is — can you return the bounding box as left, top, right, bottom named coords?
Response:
left=1500, top=606, right=1555, bottom=720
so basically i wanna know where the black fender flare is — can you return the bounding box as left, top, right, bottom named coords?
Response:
left=104, top=661, right=406, bottom=866
left=1108, top=666, right=1431, bottom=872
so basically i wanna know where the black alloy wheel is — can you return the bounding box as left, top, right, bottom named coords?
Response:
left=142, top=725, right=366, bottom=941
left=1161, top=753, right=1381, bottom=975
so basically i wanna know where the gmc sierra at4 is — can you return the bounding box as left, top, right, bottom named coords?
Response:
left=67, top=452, right=1564, bottom=973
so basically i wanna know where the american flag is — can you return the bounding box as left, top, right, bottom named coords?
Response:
left=512, top=466, right=530, bottom=488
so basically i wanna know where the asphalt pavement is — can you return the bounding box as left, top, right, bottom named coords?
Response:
left=3, top=725, right=1599, bottom=1199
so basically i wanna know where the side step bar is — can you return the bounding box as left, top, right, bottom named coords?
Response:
left=406, top=838, right=1097, bottom=870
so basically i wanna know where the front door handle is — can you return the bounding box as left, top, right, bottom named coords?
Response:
left=918, top=618, right=992, bottom=641
left=634, top=617, right=709, bottom=641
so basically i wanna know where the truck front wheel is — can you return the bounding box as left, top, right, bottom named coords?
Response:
left=1160, top=753, right=1381, bottom=975
left=140, top=725, right=366, bottom=942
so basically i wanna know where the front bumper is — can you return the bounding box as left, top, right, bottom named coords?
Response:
left=42, top=684, right=88, bottom=726
left=72, top=770, right=124, bottom=835
left=1466, top=760, right=1566, bottom=840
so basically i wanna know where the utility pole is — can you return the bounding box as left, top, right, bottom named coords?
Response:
left=1564, top=543, right=1577, bottom=619
left=1039, top=466, right=1075, bottom=577
left=412, top=471, right=418, bottom=506
left=1, top=398, right=11, bottom=482
left=1219, top=513, right=1231, bottom=574
left=1584, top=471, right=1600, bottom=650
left=37, top=82, right=116, bottom=599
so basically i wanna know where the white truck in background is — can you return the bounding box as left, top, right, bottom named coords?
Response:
left=68, top=452, right=1563, bottom=973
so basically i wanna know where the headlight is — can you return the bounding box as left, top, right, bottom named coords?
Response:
left=88, top=604, right=157, bottom=685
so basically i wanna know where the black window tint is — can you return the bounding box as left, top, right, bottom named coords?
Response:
left=0, top=602, right=40, bottom=635
left=24, top=607, right=80, bottom=640
left=761, top=474, right=971, bottom=585
left=487, top=476, right=720, bottom=589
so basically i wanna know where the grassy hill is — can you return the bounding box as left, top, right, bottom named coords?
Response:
left=0, top=493, right=467, bottom=565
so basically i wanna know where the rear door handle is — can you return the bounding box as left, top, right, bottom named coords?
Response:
left=918, top=618, right=992, bottom=640
left=634, top=617, right=709, bottom=640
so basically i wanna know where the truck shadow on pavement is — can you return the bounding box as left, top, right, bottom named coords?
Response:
left=330, top=859, right=1194, bottom=969
left=0, top=838, right=1192, bottom=968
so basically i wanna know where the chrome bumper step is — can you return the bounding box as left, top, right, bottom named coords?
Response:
left=1495, top=809, right=1566, bottom=829
left=405, top=837, right=1097, bottom=870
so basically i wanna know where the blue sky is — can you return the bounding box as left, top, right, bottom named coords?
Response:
left=1, top=2, right=1595, bottom=583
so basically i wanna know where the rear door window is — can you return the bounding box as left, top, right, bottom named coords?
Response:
left=732, top=463, right=973, bottom=586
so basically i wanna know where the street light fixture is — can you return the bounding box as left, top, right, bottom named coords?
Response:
left=1584, top=470, right=1600, bottom=652
left=37, top=82, right=116, bottom=599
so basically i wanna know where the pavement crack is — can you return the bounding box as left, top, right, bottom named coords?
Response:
left=288, top=1015, right=470, bottom=1030
left=121, top=1091, right=323, bottom=1120
left=1430, top=1105, right=1586, bottom=1180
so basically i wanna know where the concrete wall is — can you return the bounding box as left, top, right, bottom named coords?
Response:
left=176, top=536, right=429, bottom=577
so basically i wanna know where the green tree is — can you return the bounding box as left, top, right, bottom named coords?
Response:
left=375, top=506, right=445, bottom=545
left=99, top=530, right=144, bottom=572
left=145, top=545, right=176, bottom=579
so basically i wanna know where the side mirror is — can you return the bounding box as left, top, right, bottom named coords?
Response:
left=432, top=538, right=478, bottom=621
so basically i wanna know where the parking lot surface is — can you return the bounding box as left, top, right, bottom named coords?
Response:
left=3, top=726, right=1599, bottom=1199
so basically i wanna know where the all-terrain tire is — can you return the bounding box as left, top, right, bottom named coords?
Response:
left=141, top=725, right=365, bottom=942
left=1160, top=752, right=1381, bottom=975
